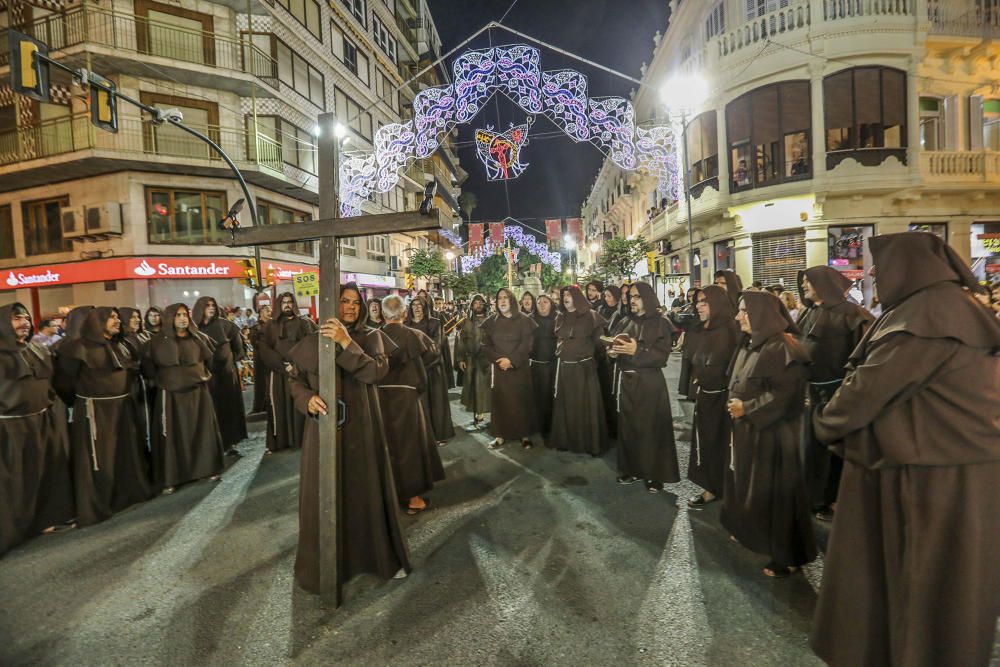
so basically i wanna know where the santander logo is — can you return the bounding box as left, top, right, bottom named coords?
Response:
left=5, top=270, right=61, bottom=287
left=132, top=260, right=232, bottom=278
left=5, top=272, right=16, bottom=287
left=134, top=260, right=156, bottom=277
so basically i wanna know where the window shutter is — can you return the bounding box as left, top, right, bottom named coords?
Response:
left=969, top=95, right=984, bottom=150
left=943, top=95, right=958, bottom=150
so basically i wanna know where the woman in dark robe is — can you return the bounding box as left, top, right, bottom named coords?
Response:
left=420, top=290, right=455, bottom=389
left=597, top=286, right=620, bottom=321
left=611, top=282, right=679, bottom=492
left=519, top=291, right=537, bottom=317
left=687, top=285, right=741, bottom=507
left=713, top=270, right=744, bottom=309
left=529, top=295, right=558, bottom=437
left=56, top=307, right=154, bottom=526
left=367, top=299, right=385, bottom=329
left=0, top=303, right=74, bottom=556
left=481, top=288, right=538, bottom=449
left=809, top=232, right=1000, bottom=667
left=118, top=307, right=154, bottom=458
left=595, top=284, right=621, bottom=438
left=249, top=305, right=272, bottom=415
left=608, top=284, right=632, bottom=336
left=406, top=296, right=455, bottom=444
left=721, top=290, right=815, bottom=578
left=548, top=285, right=608, bottom=455
left=288, top=284, right=410, bottom=593
left=192, top=296, right=248, bottom=453
left=455, top=294, right=491, bottom=426
left=145, top=303, right=225, bottom=493
left=143, top=307, right=162, bottom=336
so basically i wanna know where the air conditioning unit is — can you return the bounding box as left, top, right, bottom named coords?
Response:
left=62, top=206, right=85, bottom=237
left=85, top=203, right=123, bottom=238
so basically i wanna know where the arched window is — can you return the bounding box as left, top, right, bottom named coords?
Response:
left=824, top=66, right=907, bottom=168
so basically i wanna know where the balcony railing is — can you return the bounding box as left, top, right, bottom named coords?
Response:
left=824, top=0, right=914, bottom=20
left=0, top=114, right=312, bottom=181
left=718, top=1, right=811, bottom=57
left=0, top=3, right=277, bottom=85
left=921, top=150, right=1000, bottom=181
left=928, top=0, right=1000, bottom=37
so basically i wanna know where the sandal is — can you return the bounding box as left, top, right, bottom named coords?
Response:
left=763, top=562, right=799, bottom=578
left=162, top=486, right=176, bottom=495
left=617, top=475, right=640, bottom=485
left=646, top=481, right=662, bottom=494
left=406, top=498, right=431, bottom=516
left=687, top=494, right=717, bottom=509
left=521, top=439, right=533, bottom=450
left=487, top=438, right=504, bottom=450
left=815, top=507, right=835, bottom=522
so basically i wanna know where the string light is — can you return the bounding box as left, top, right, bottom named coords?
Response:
left=460, top=224, right=561, bottom=273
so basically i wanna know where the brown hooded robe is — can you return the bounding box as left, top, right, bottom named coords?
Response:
left=481, top=288, right=538, bottom=440
left=379, top=321, right=446, bottom=500
left=0, top=304, right=73, bottom=557
left=118, top=306, right=154, bottom=460
left=249, top=315, right=271, bottom=414
left=56, top=307, right=154, bottom=526
left=687, top=285, right=741, bottom=497
left=795, top=266, right=873, bottom=508
left=721, top=291, right=816, bottom=568
left=145, top=304, right=225, bottom=488
left=529, top=297, right=558, bottom=436
left=288, top=285, right=410, bottom=592
left=809, top=232, right=1000, bottom=667
left=256, top=292, right=317, bottom=452
left=548, top=286, right=609, bottom=455
left=406, top=297, right=455, bottom=441
left=614, top=283, right=679, bottom=483
left=192, top=296, right=248, bottom=449
left=455, top=294, right=492, bottom=415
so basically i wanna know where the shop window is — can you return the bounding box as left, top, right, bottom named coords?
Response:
left=146, top=188, right=226, bottom=245
left=259, top=200, right=313, bottom=255
left=0, top=205, right=15, bottom=259
left=824, top=67, right=907, bottom=168
left=971, top=222, right=1000, bottom=282
left=726, top=80, right=811, bottom=193
left=919, top=98, right=944, bottom=151
left=714, top=239, right=735, bottom=273
left=827, top=225, right=872, bottom=280
left=275, top=0, right=322, bottom=41
left=22, top=196, right=71, bottom=256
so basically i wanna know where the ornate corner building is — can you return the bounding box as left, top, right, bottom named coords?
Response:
left=581, top=0, right=1000, bottom=300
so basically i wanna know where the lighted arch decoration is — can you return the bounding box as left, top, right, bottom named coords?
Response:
left=460, top=224, right=561, bottom=273
left=338, top=43, right=680, bottom=217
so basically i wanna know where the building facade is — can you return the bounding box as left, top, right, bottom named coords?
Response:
left=581, top=0, right=1000, bottom=303
left=0, top=0, right=464, bottom=320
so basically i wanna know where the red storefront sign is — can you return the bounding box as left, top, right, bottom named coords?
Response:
left=1, top=257, right=316, bottom=290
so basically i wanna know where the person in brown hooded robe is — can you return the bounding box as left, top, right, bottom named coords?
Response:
left=51, top=305, right=95, bottom=406
left=118, top=306, right=154, bottom=458
left=722, top=290, right=815, bottom=578
left=288, top=284, right=410, bottom=593
left=674, top=287, right=701, bottom=400
left=610, top=282, right=679, bottom=492
left=249, top=304, right=272, bottom=415
left=481, top=287, right=538, bottom=449
left=713, top=269, right=744, bottom=309
left=584, top=280, right=604, bottom=311
left=795, top=265, right=873, bottom=521
left=0, top=303, right=74, bottom=557
left=192, top=296, right=248, bottom=453
left=145, top=303, right=225, bottom=492
left=809, top=232, right=1000, bottom=667
left=687, top=285, right=741, bottom=507
left=256, top=292, right=317, bottom=453
left=455, top=293, right=491, bottom=428
left=55, top=307, right=154, bottom=526
left=595, top=284, right=619, bottom=439
left=378, top=295, right=446, bottom=515
left=406, top=295, right=455, bottom=444
left=419, top=289, right=456, bottom=390
left=142, top=307, right=162, bottom=336
left=519, top=291, right=537, bottom=317
left=548, top=285, right=608, bottom=455
left=529, top=294, right=558, bottom=437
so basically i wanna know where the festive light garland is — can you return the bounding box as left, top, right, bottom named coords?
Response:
left=338, top=43, right=680, bottom=217
left=474, top=118, right=533, bottom=180
left=460, top=224, right=561, bottom=273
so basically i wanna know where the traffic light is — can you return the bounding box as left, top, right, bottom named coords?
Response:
left=241, top=259, right=257, bottom=288
left=646, top=251, right=657, bottom=275
left=265, top=267, right=277, bottom=287
left=89, top=72, right=118, bottom=133
left=9, top=30, right=49, bottom=102
left=405, top=273, right=414, bottom=290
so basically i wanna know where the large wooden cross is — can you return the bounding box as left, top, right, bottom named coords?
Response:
left=224, top=112, right=445, bottom=606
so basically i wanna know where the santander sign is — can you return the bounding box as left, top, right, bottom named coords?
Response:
left=133, top=259, right=231, bottom=278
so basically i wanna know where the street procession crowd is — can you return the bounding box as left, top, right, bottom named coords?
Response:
left=1, top=231, right=999, bottom=665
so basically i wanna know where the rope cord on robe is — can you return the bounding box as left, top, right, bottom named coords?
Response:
left=491, top=363, right=494, bottom=389
left=139, top=376, right=151, bottom=451
left=529, top=359, right=550, bottom=364
left=553, top=356, right=594, bottom=398
left=809, top=378, right=844, bottom=386
left=78, top=393, right=129, bottom=472
left=378, top=385, right=418, bottom=390
left=616, top=369, right=637, bottom=413
left=162, top=389, right=168, bottom=437
left=729, top=431, right=735, bottom=471
left=269, top=371, right=278, bottom=437
left=0, top=407, right=49, bottom=419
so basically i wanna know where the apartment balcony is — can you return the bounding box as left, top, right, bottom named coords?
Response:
left=717, top=0, right=812, bottom=59
left=0, top=3, right=279, bottom=98
left=920, top=150, right=1000, bottom=186
left=0, top=114, right=316, bottom=200
left=927, top=0, right=1000, bottom=39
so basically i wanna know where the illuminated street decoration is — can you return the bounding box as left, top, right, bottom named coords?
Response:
left=338, top=43, right=679, bottom=217
left=461, top=224, right=561, bottom=273
left=475, top=118, right=533, bottom=181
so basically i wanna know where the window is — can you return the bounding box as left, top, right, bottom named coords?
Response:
left=331, top=22, right=370, bottom=85
left=252, top=116, right=318, bottom=174
left=824, top=67, right=907, bottom=167
left=334, top=87, right=373, bottom=141
left=341, top=0, right=366, bottom=27
left=275, top=38, right=326, bottom=108
left=135, top=0, right=215, bottom=66
left=0, top=205, right=15, bottom=259
left=259, top=200, right=313, bottom=255
left=275, top=0, right=322, bottom=40
left=146, top=188, right=227, bottom=245
left=745, top=0, right=789, bottom=19
left=23, top=197, right=71, bottom=256
left=714, top=239, right=735, bottom=273
left=372, top=15, right=396, bottom=63
left=706, top=2, right=725, bottom=39
left=140, top=93, right=219, bottom=159
left=341, top=236, right=358, bottom=256
left=366, top=235, right=387, bottom=261
left=908, top=222, right=947, bottom=240
left=685, top=110, right=718, bottom=194
left=982, top=99, right=1000, bottom=151
left=726, top=80, right=811, bottom=192
left=919, top=97, right=943, bottom=151
left=375, top=69, right=398, bottom=112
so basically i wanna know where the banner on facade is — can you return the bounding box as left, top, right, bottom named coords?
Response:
left=489, top=222, right=505, bottom=245
left=565, top=218, right=583, bottom=245
left=468, top=223, right=484, bottom=249
left=544, top=219, right=562, bottom=246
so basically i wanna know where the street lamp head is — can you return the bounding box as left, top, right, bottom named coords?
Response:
left=445, top=251, right=455, bottom=261
left=563, top=235, right=575, bottom=250
left=589, top=242, right=600, bottom=253
left=663, top=72, right=709, bottom=117
left=334, top=123, right=348, bottom=138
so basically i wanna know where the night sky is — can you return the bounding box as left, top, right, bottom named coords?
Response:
left=425, top=0, right=670, bottom=238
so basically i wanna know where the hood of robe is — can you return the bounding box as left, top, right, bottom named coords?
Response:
left=468, top=293, right=488, bottom=317
left=560, top=285, right=592, bottom=314
left=585, top=280, right=604, bottom=300
left=603, top=285, right=621, bottom=307
left=519, top=290, right=537, bottom=315
left=871, top=232, right=985, bottom=308
left=191, top=296, right=220, bottom=326
left=63, top=305, right=94, bottom=341
left=80, top=306, right=122, bottom=345
left=715, top=270, right=744, bottom=306
left=630, top=281, right=661, bottom=318
left=275, top=291, right=300, bottom=321
left=143, top=306, right=162, bottom=332
left=495, top=287, right=522, bottom=319
left=701, top=285, right=736, bottom=328
left=0, top=302, right=30, bottom=353
left=118, top=307, right=143, bottom=335
left=533, top=295, right=557, bottom=322
left=798, top=266, right=852, bottom=307
left=406, top=294, right=432, bottom=326
left=741, top=290, right=801, bottom=348
left=341, top=282, right=369, bottom=331
left=152, top=303, right=212, bottom=366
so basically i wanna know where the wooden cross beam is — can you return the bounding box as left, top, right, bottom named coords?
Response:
left=224, top=112, right=445, bottom=607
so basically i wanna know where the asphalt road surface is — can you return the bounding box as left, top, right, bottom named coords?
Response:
left=1, top=354, right=855, bottom=666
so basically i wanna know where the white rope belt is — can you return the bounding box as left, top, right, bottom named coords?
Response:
left=379, top=384, right=417, bottom=390
left=78, top=393, right=128, bottom=472
left=810, top=378, right=843, bottom=386
left=0, top=407, right=48, bottom=419
left=139, top=376, right=151, bottom=452
left=699, top=387, right=727, bottom=395
left=269, top=371, right=277, bottom=437
left=616, top=369, right=637, bottom=413
left=529, top=359, right=550, bottom=365
left=491, top=363, right=494, bottom=389
left=729, top=431, right=736, bottom=472
left=553, top=356, right=593, bottom=399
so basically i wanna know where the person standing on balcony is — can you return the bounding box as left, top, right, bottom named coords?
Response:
left=192, top=296, right=248, bottom=456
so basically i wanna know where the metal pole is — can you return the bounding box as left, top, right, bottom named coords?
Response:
left=680, top=112, right=696, bottom=288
